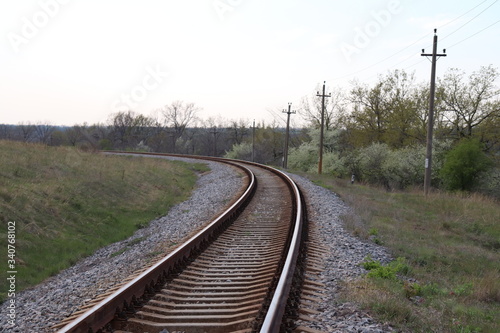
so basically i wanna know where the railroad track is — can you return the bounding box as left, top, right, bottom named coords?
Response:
left=53, top=154, right=308, bottom=333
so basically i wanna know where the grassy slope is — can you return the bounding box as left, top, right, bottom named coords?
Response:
left=0, top=141, right=208, bottom=301
left=306, top=174, right=499, bottom=333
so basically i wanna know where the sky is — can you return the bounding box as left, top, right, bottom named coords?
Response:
left=1, top=0, right=499, bottom=127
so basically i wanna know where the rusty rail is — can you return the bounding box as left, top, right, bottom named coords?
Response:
left=57, top=156, right=255, bottom=333
left=56, top=153, right=305, bottom=332
left=259, top=169, right=303, bottom=332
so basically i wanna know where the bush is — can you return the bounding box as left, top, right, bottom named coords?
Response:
left=288, top=142, right=318, bottom=172
left=474, top=167, right=500, bottom=199
left=224, top=142, right=252, bottom=160
left=362, top=257, right=410, bottom=280
left=439, top=139, right=493, bottom=191
left=357, top=143, right=391, bottom=186
left=382, top=146, right=425, bottom=189
left=323, top=151, right=347, bottom=177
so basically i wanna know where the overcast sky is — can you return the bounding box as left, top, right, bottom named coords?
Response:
left=1, top=0, right=499, bottom=127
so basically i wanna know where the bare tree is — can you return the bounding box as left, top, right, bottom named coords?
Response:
left=17, top=122, right=36, bottom=142
left=299, top=85, right=345, bottom=131
left=109, top=111, right=155, bottom=149
left=34, top=122, right=56, bottom=144
left=228, top=119, right=249, bottom=145
left=0, top=124, right=15, bottom=140
left=65, top=124, right=88, bottom=146
left=440, top=65, right=500, bottom=138
left=161, top=101, right=200, bottom=153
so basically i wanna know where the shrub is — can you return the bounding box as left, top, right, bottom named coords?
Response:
left=224, top=142, right=252, bottom=160
left=288, top=142, right=318, bottom=172
left=323, top=151, right=347, bottom=177
left=342, top=149, right=362, bottom=177
left=362, top=256, right=383, bottom=271
left=357, top=143, right=391, bottom=186
left=439, top=139, right=493, bottom=191
left=382, top=146, right=425, bottom=189
left=362, top=257, right=410, bottom=280
left=473, top=167, right=500, bottom=199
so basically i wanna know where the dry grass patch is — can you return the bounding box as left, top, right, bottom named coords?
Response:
left=0, top=141, right=208, bottom=301
left=305, top=174, right=499, bottom=333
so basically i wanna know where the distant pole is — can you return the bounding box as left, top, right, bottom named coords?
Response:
left=211, top=126, right=219, bottom=156
left=421, top=29, right=446, bottom=195
left=316, top=81, right=331, bottom=174
left=282, top=103, right=295, bottom=169
left=252, top=119, right=255, bottom=162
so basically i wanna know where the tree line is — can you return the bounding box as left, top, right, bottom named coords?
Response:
left=1, top=65, right=499, bottom=195
left=0, top=101, right=304, bottom=165
left=232, top=65, right=500, bottom=196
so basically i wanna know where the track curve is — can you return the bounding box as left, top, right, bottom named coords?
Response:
left=54, top=154, right=305, bottom=333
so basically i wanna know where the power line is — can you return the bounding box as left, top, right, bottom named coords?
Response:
left=438, top=0, right=492, bottom=30
left=332, top=0, right=497, bottom=82
left=447, top=18, right=500, bottom=49
left=382, top=0, right=490, bottom=67
left=333, top=34, right=429, bottom=81
left=441, top=0, right=498, bottom=41
left=387, top=51, right=425, bottom=70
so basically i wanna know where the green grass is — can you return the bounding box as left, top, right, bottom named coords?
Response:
left=306, top=174, right=500, bottom=333
left=0, top=141, right=208, bottom=302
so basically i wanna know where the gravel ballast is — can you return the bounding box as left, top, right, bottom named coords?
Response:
left=289, top=173, right=394, bottom=332
left=1, top=158, right=394, bottom=332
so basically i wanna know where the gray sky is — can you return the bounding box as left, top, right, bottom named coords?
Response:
left=1, top=0, right=499, bottom=126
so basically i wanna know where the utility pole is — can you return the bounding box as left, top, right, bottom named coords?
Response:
left=282, top=103, right=295, bottom=169
left=421, top=29, right=446, bottom=196
left=252, top=119, right=255, bottom=162
left=210, top=126, right=219, bottom=157
left=316, top=81, right=331, bottom=174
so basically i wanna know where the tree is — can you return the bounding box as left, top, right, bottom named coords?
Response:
left=0, top=124, right=15, bottom=140
left=350, top=79, right=389, bottom=145
left=413, top=82, right=449, bottom=143
left=65, top=125, right=86, bottom=146
left=17, top=122, right=36, bottom=142
left=382, top=70, right=421, bottom=147
left=203, top=117, right=225, bottom=156
left=349, top=70, right=422, bottom=148
left=439, top=139, right=493, bottom=191
left=109, top=111, right=155, bottom=149
left=34, top=122, right=55, bottom=144
left=161, top=101, right=200, bottom=153
left=440, top=65, right=500, bottom=138
left=299, top=85, right=345, bottom=131
left=227, top=119, right=249, bottom=145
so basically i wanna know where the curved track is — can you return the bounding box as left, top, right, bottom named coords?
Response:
left=54, top=154, right=305, bottom=333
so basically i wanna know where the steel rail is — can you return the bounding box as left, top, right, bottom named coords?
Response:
left=57, top=156, right=255, bottom=333
left=258, top=168, right=304, bottom=332
left=56, top=153, right=305, bottom=332
left=210, top=158, right=305, bottom=332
